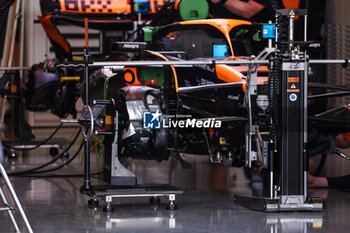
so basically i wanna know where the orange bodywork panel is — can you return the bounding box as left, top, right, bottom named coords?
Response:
left=179, top=19, right=252, bottom=57
left=216, top=64, right=270, bottom=92
left=38, top=15, right=71, bottom=54
left=60, top=0, right=132, bottom=14
left=282, top=0, right=300, bottom=9
left=216, top=65, right=245, bottom=83
left=232, top=65, right=269, bottom=73
left=123, top=67, right=142, bottom=86
left=59, top=0, right=168, bottom=14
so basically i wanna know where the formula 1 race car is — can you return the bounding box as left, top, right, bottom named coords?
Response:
left=88, top=26, right=349, bottom=182
left=103, top=18, right=269, bottom=168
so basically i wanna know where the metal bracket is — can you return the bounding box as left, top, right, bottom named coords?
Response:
left=109, top=111, right=137, bottom=186
left=244, top=62, right=260, bottom=167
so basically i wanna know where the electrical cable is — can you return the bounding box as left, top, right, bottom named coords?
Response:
left=313, top=153, right=327, bottom=177
left=26, top=141, right=84, bottom=174
left=8, top=128, right=81, bottom=176
left=4, top=122, right=64, bottom=151
left=15, top=139, right=103, bottom=177
left=268, top=0, right=287, bottom=144
left=11, top=141, right=83, bottom=177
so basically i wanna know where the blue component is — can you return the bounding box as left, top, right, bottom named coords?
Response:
left=213, top=44, right=228, bottom=58
left=134, top=0, right=149, bottom=13
left=262, top=24, right=276, bottom=39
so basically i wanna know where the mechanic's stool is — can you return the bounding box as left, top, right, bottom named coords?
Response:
left=0, top=141, right=33, bottom=233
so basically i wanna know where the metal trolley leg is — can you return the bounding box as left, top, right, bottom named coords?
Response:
left=0, top=164, right=33, bottom=233
left=0, top=186, right=19, bottom=232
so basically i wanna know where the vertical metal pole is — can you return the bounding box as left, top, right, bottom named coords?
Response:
left=304, top=15, right=308, bottom=60
left=304, top=15, right=308, bottom=42
left=83, top=18, right=91, bottom=191
left=85, top=18, right=89, bottom=105
left=275, top=14, right=278, bottom=53
left=19, top=0, right=25, bottom=78
left=269, top=145, right=274, bottom=199
left=303, top=14, right=308, bottom=201
left=303, top=69, right=308, bottom=200
left=268, top=20, right=272, bottom=49
left=271, top=14, right=278, bottom=198
left=288, top=15, right=295, bottom=52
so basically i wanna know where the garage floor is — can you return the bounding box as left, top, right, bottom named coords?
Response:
left=1, top=134, right=350, bottom=233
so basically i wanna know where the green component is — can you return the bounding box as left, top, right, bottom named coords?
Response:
left=140, top=67, right=165, bottom=85
left=142, top=26, right=159, bottom=42
left=104, top=164, right=111, bottom=171
left=252, top=32, right=261, bottom=42
left=179, top=0, right=209, bottom=21
left=143, top=27, right=153, bottom=41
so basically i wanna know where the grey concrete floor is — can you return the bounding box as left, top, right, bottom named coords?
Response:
left=0, top=145, right=350, bottom=233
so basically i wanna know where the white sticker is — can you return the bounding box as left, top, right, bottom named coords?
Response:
left=289, top=93, right=297, bottom=102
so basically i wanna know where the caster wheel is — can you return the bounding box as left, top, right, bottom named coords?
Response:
left=63, top=152, right=70, bottom=159
left=103, top=205, right=114, bottom=212
left=49, top=147, right=59, bottom=156
left=9, top=151, right=17, bottom=159
left=88, top=198, right=99, bottom=207
left=166, top=203, right=177, bottom=210
left=149, top=196, right=161, bottom=204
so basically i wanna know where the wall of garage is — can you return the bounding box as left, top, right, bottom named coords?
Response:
left=24, top=0, right=101, bottom=127
left=326, top=0, right=350, bottom=107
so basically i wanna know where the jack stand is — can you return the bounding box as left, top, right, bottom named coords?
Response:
left=166, top=194, right=178, bottom=210
left=235, top=9, right=323, bottom=212
left=88, top=195, right=99, bottom=207
left=103, top=196, right=114, bottom=212
left=92, top=105, right=182, bottom=210
left=93, top=184, right=182, bottom=211
left=234, top=195, right=323, bottom=212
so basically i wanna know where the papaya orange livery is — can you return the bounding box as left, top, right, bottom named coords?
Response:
left=59, top=0, right=131, bottom=14
left=59, top=0, right=169, bottom=14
